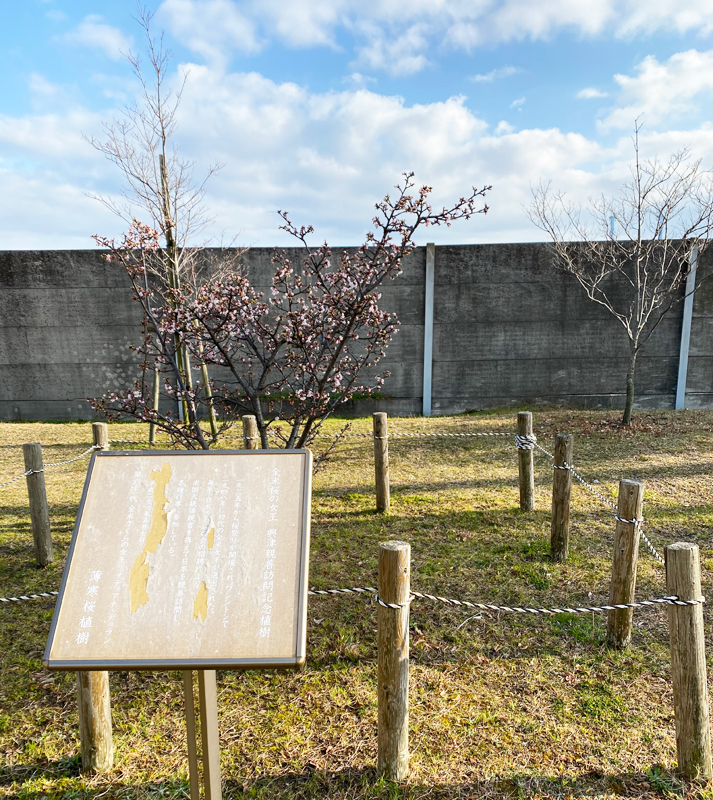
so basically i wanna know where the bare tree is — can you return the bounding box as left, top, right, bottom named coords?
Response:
left=87, top=6, right=242, bottom=439
left=528, top=122, right=713, bottom=424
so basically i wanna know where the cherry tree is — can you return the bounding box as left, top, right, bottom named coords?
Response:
left=92, top=174, right=490, bottom=454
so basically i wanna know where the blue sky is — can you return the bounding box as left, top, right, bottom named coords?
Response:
left=3, top=0, right=713, bottom=248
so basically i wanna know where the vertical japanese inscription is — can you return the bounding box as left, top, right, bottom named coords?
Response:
left=129, top=463, right=172, bottom=613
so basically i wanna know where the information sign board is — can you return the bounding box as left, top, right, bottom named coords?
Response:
left=44, top=450, right=312, bottom=670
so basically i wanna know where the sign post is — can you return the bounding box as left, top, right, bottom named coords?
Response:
left=45, top=449, right=312, bottom=799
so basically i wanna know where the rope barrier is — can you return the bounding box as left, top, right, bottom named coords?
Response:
left=0, top=591, right=59, bottom=604
left=530, top=440, right=667, bottom=567
left=6, top=583, right=701, bottom=614
left=0, top=469, right=35, bottom=489
left=307, top=586, right=702, bottom=615
left=111, top=430, right=516, bottom=444
left=41, top=446, right=100, bottom=468
left=0, top=446, right=99, bottom=489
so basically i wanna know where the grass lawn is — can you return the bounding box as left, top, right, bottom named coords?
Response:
left=1, top=409, right=713, bottom=799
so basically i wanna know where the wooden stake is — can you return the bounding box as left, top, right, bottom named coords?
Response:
left=183, top=671, right=200, bottom=800
left=149, top=367, right=160, bottom=445
left=22, top=443, right=53, bottom=566
left=76, top=671, right=113, bottom=773
left=517, top=411, right=534, bottom=512
left=242, top=415, right=259, bottom=449
left=78, top=421, right=113, bottom=773
left=92, top=422, right=109, bottom=451
left=666, top=542, right=712, bottom=781
left=198, top=670, right=222, bottom=800
left=378, top=540, right=410, bottom=781
left=606, top=479, right=643, bottom=649
left=374, top=412, right=390, bottom=513
left=550, top=433, right=573, bottom=562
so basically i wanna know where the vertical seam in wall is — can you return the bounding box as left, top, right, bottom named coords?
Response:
left=422, top=243, right=435, bottom=416
left=676, top=246, right=698, bottom=410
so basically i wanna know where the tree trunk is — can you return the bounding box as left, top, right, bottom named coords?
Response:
left=622, top=348, right=637, bottom=425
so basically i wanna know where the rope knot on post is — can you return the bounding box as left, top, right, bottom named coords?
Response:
left=375, top=593, right=415, bottom=609
left=515, top=434, right=537, bottom=450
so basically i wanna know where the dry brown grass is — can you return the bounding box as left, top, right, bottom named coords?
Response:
left=1, top=410, right=713, bottom=799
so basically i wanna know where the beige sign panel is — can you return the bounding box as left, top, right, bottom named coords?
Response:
left=44, top=450, right=312, bottom=670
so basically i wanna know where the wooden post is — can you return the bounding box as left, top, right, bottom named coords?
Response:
left=92, top=422, right=109, bottom=451
left=76, top=671, right=113, bottom=772
left=198, top=670, right=222, bottom=800
left=242, top=415, right=259, bottom=449
left=374, top=412, right=390, bottom=513
left=22, top=443, right=53, bottom=566
left=606, top=479, right=643, bottom=649
left=550, top=433, right=573, bottom=562
left=183, top=672, right=200, bottom=800
left=666, top=542, right=712, bottom=780
left=78, top=421, right=113, bottom=773
left=517, top=411, right=535, bottom=512
left=377, top=540, right=410, bottom=781
left=149, top=367, right=160, bottom=445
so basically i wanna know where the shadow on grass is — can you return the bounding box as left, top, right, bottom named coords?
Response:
left=3, top=762, right=693, bottom=799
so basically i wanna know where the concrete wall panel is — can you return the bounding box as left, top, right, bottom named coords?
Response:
left=1, top=243, right=711, bottom=420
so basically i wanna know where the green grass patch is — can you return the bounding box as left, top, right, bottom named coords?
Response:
left=1, top=410, right=713, bottom=798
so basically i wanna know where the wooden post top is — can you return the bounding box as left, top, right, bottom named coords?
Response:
left=379, top=540, right=409, bottom=553
left=667, top=541, right=699, bottom=553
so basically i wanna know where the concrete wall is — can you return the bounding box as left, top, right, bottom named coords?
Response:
left=1, top=243, right=711, bottom=421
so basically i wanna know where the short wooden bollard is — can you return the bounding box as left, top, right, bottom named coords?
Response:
left=378, top=541, right=410, bottom=781
left=606, top=479, right=643, bottom=649
left=242, top=415, right=260, bottom=449
left=666, top=543, right=712, bottom=780
left=92, top=422, right=109, bottom=451
left=76, top=670, right=113, bottom=773
left=374, top=412, right=390, bottom=513
left=23, top=443, right=53, bottom=566
left=517, top=411, right=535, bottom=512
left=78, top=421, right=113, bottom=773
left=550, top=433, right=573, bottom=562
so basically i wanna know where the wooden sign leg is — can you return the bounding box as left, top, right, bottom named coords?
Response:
left=198, top=670, right=222, bottom=800
left=183, top=671, right=200, bottom=800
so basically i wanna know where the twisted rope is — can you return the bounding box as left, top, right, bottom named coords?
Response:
left=114, top=430, right=515, bottom=444
left=41, top=446, right=100, bottom=468
left=0, top=591, right=59, bottom=604
left=0, top=446, right=99, bottom=489
left=0, top=469, right=35, bottom=489
left=515, top=434, right=537, bottom=450
left=307, top=586, right=702, bottom=615
left=4, top=583, right=703, bottom=615
left=531, top=441, right=666, bottom=567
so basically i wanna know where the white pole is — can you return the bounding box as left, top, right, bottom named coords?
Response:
left=422, top=243, right=435, bottom=417
left=676, top=246, right=698, bottom=410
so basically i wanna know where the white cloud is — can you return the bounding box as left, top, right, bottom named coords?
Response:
left=600, top=49, right=713, bottom=130
left=470, top=66, right=522, bottom=83
left=60, top=15, right=133, bottom=61
left=510, top=96, right=526, bottom=109
left=5, top=61, right=713, bottom=249
left=158, top=0, right=261, bottom=66
left=343, top=72, right=376, bottom=89
left=256, top=0, right=346, bottom=48
left=352, top=23, right=431, bottom=76
left=156, top=0, right=713, bottom=77
left=577, top=87, right=608, bottom=99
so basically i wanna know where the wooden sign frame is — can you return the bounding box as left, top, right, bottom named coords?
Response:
left=44, top=449, right=312, bottom=671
